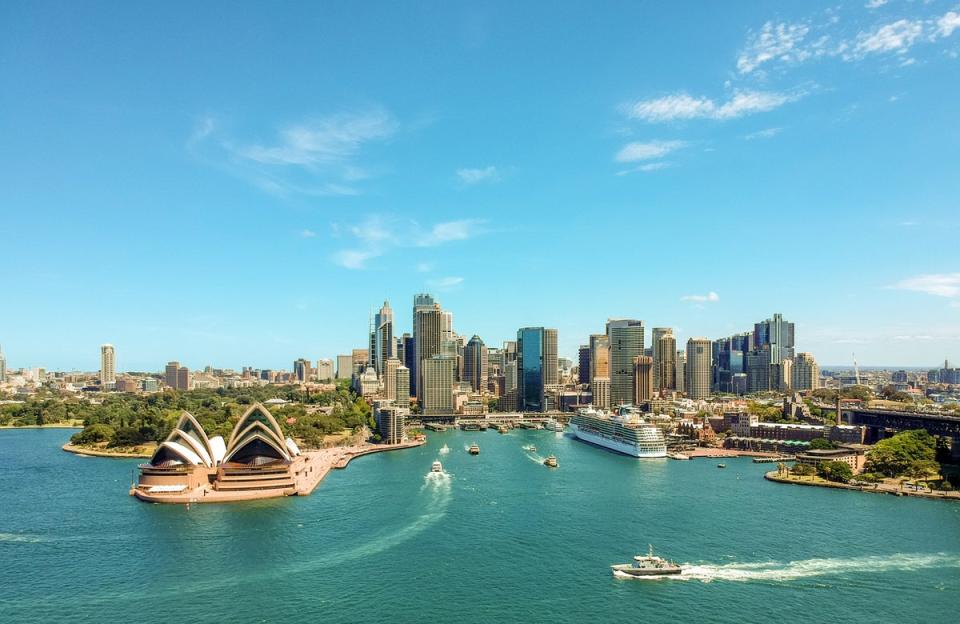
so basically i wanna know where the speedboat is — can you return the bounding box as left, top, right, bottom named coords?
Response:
left=431, top=460, right=443, bottom=473
left=717, top=463, right=727, bottom=469
left=469, top=443, right=480, bottom=455
left=611, top=545, right=681, bottom=577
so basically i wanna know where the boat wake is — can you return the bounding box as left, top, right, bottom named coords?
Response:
left=0, top=533, right=42, bottom=543
left=525, top=452, right=545, bottom=464
left=614, top=553, right=960, bottom=583
left=438, top=444, right=450, bottom=455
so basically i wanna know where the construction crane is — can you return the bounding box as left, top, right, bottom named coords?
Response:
left=853, top=353, right=861, bottom=386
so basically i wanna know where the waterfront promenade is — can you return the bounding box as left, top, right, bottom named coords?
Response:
left=130, top=439, right=424, bottom=504
left=764, top=470, right=960, bottom=501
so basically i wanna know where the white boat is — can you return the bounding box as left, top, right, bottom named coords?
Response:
left=431, top=460, right=443, bottom=473
left=611, top=545, right=682, bottom=577
left=543, top=418, right=565, bottom=432
left=570, top=406, right=667, bottom=458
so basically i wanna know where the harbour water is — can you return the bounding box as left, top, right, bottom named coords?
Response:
left=2, top=428, right=959, bottom=623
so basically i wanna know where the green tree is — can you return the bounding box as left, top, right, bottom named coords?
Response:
left=791, top=463, right=816, bottom=477
left=808, top=437, right=837, bottom=450
left=865, top=429, right=937, bottom=477
left=817, top=460, right=853, bottom=483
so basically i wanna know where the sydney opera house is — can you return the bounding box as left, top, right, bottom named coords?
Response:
left=132, top=403, right=304, bottom=503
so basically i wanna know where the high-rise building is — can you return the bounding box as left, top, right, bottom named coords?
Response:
left=0, top=345, right=6, bottom=383
left=395, top=365, right=410, bottom=404
left=651, top=328, right=672, bottom=392
left=316, top=359, right=334, bottom=381
left=607, top=319, right=644, bottom=407
left=414, top=302, right=443, bottom=401
left=792, top=352, right=820, bottom=390
left=373, top=300, right=395, bottom=376
left=633, top=356, right=653, bottom=403
left=685, top=338, right=711, bottom=399
left=657, top=334, right=677, bottom=392
left=674, top=350, right=686, bottom=394
left=464, top=335, right=488, bottom=392
left=384, top=357, right=401, bottom=402
left=422, top=356, right=454, bottom=415
left=771, top=358, right=793, bottom=392
left=100, top=344, right=116, bottom=387
left=544, top=328, right=559, bottom=387
left=593, top=376, right=610, bottom=409
left=504, top=360, right=518, bottom=393
left=293, top=358, right=311, bottom=382
left=754, top=313, right=795, bottom=365
left=578, top=345, right=591, bottom=385
left=164, top=362, right=180, bottom=389
left=589, top=333, right=609, bottom=387
left=517, top=327, right=557, bottom=412
left=400, top=333, right=414, bottom=369
left=745, top=346, right=771, bottom=393
left=336, top=354, right=353, bottom=380
left=351, top=348, right=369, bottom=371
left=177, top=366, right=191, bottom=391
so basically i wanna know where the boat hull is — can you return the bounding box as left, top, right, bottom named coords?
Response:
left=569, top=423, right=667, bottom=458
left=611, top=564, right=682, bottom=576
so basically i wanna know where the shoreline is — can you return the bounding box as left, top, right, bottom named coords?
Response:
left=63, top=443, right=152, bottom=458
left=764, top=470, right=960, bottom=502
left=1, top=424, right=83, bottom=430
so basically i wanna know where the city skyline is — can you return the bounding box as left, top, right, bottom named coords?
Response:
left=2, top=1, right=959, bottom=369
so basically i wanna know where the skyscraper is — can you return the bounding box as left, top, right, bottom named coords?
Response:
left=373, top=300, right=395, bottom=376
left=316, top=359, right=334, bottom=381
left=414, top=303, right=443, bottom=402
left=685, top=338, right=711, bottom=399
left=607, top=319, right=644, bottom=407
left=754, top=313, right=795, bottom=365
left=633, top=356, right=653, bottom=403
left=100, top=344, right=116, bottom=387
left=384, top=357, right=400, bottom=401
left=177, top=366, right=191, bottom=391
left=293, top=358, right=311, bottom=382
left=518, top=327, right=558, bottom=412
left=336, top=354, right=353, bottom=379
left=578, top=345, right=591, bottom=385
left=165, top=361, right=179, bottom=389
left=411, top=293, right=437, bottom=398
left=395, top=365, right=410, bottom=404
left=589, top=333, right=609, bottom=387
left=674, top=350, right=686, bottom=394
left=422, top=356, right=455, bottom=415
left=651, top=327, right=672, bottom=392
left=657, top=334, right=677, bottom=392
left=593, top=376, right=610, bottom=409
left=0, top=345, right=6, bottom=383
left=464, top=335, right=488, bottom=392
left=792, top=352, right=820, bottom=390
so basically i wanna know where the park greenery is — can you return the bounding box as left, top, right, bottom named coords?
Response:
left=1, top=382, right=373, bottom=451
left=864, top=429, right=940, bottom=479
left=816, top=460, right=853, bottom=483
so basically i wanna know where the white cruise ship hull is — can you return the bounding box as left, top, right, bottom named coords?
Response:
left=569, top=423, right=667, bottom=458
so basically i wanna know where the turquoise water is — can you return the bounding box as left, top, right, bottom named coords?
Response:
left=2, top=428, right=959, bottom=623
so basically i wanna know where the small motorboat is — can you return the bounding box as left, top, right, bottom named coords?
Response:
left=611, top=545, right=682, bottom=577
left=717, top=463, right=727, bottom=469
left=543, top=455, right=558, bottom=468
left=431, top=460, right=443, bottom=473
left=469, top=443, right=480, bottom=455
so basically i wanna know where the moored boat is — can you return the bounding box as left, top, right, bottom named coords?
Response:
left=569, top=406, right=667, bottom=458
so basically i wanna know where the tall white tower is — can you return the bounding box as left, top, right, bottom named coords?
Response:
left=100, top=344, right=116, bottom=386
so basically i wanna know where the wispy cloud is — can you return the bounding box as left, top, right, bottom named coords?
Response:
left=300, top=229, right=317, bottom=238
left=850, top=19, right=924, bottom=58
left=681, top=292, right=720, bottom=303
left=332, top=216, right=487, bottom=270
left=615, top=140, right=686, bottom=162
left=617, top=161, right=672, bottom=176
left=737, top=21, right=812, bottom=74
left=624, top=90, right=801, bottom=122
left=188, top=109, right=396, bottom=197
left=456, top=166, right=500, bottom=185
left=866, top=0, right=888, bottom=9
left=427, top=276, right=465, bottom=291
left=744, top=127, right=783, bottom=140
left=936, top=11, right=960, bottom=38
left=891, top=273, right=960, bottom=298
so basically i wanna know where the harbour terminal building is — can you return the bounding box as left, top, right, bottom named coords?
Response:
left=133, top=403, right=302, bottom=502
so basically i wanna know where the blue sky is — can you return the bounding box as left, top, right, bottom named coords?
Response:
left=1, top=0, right=959, bottom=371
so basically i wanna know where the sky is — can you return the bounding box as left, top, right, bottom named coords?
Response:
left=1, top=0, right=959, bottom=371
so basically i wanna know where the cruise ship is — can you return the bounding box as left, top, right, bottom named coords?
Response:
left=569, top=406, right=667, bottom=458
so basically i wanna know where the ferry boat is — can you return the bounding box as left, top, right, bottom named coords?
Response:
left=431, top=460, right=443, bottom=473
left=611, top=545, right=682, bottom=577
left=543, top=455, right=558, bottom=468
left=543, top=418, right=565, bottom=432
left=569, top=406, right=667, bottom=458
left=468, top=443, right=480, bottom=455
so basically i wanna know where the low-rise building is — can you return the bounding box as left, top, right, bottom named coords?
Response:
left=795, top=446, right=867, bottom=474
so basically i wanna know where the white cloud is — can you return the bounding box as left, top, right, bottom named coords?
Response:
left=300, top=229, right=317, bottom=238
left=427, top=276, right=465, bottom=291
left=850, top=19, right=924, bottom=58
left=892, top=273, right=960, bottom=298
left=937, top=11, right=960, bottom=38
left=865, top=0, right=888, bottom=9
left=332, top=216, right=487, bottom=270
left=189, top=109, right=395, bottom=197
left=615, top=140, right=686, bottom=162
left=744, top=127, right=783, bottom=140
left=681, top=292, right=720, bottom=303
left=456, top=166, right=500, bottom=185
left=625, top=90, right=800, bottom=122
left=637, top=162, right=670, bottom=172
left=737, top=21, right=811, bottom=74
